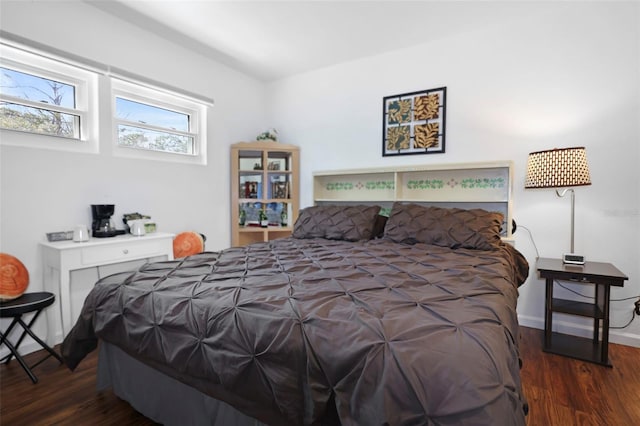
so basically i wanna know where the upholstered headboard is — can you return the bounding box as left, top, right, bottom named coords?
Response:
left=313, top=161, right=515, bottom=242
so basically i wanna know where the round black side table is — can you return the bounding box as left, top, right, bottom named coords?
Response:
left=0, top=292, right=64, bottom=383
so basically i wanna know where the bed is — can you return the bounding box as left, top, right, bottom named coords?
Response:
left=62, top=199, right=529, bottom=426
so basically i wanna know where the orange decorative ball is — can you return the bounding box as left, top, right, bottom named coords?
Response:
left=0, top=253, right=29, bottom=301
left=173, top=232, right=205, bottom=259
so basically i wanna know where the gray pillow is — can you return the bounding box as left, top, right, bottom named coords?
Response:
left=383, top=203, right=503, bottom=250
left=292, top=205, right=381, bottom=242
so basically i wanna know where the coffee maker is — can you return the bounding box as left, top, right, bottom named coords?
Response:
left=91, top=204, right=126, bottom=238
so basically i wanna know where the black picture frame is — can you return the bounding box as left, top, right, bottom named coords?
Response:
left=382, top=87, right=447, bottom=157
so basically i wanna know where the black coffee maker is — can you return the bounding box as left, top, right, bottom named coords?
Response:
left=91, top=204, right=126, bottom=238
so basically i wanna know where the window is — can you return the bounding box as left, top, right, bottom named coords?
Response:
left=0, top=38, right=209, bottom=161
left=0, top=43, right=98, bottom=153
left=112, top=79, right=207, bottom=165
left=1, top=67, right=80, bottom=138
left=115, top=97, right=193, bottom=154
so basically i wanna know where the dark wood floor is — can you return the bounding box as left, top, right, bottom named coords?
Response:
left=519, top=327, right=640, bottom=425
left=1, top=326, right=639, bottom=425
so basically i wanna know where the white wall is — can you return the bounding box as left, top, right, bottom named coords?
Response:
left=267, top=2, right=640, bottom=346
left=0, top=1, right=267, bottom=348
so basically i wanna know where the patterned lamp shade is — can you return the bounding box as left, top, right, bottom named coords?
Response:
left=525, top=147, right=592, bottom=188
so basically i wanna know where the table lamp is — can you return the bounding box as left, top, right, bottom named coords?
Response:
left=525, top=147, right=591, bottom=264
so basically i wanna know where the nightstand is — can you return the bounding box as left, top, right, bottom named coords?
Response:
left=536, top=258, right=628, bottom=367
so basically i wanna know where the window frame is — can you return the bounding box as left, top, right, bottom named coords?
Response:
left=0, top=44, right=99, bottom=154
left=111, top=78, right=208, bottom=165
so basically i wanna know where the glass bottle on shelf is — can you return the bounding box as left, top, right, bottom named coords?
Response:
left=259, top=209, right=268, bottom=228
left=280, top=204, right=288, bottom=227
left=239, top=207, right=246, bottom=226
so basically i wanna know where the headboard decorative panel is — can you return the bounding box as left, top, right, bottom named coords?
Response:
left=313, top=161, right=514, bottom=241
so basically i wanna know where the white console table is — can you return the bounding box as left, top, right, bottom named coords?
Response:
left=40, top=232, right=174, bottom=342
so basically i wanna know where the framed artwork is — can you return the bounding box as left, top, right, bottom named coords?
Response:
left=382, top=87, right=446, bottom=157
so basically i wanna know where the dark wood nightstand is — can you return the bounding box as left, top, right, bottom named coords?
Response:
left=536, top=258, right=628, bottom=367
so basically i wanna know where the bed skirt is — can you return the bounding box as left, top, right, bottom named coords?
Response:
left=96, top=342, right=266, bottom=426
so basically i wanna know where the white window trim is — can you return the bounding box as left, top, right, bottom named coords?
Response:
left=0, top=43, right=99, bottom=154
left=0, top=33, right=211, bottom=161
left=111, top=78, right=208, bottom=165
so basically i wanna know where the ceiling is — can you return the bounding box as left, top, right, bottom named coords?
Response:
left=87, top=0, right=547, bottom=82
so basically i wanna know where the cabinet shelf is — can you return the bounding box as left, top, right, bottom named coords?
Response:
left=238, top=198, right=292, bottom=203
left=239, top=225, right=292, bottom=230
left=231, top=141, right=299, bottom=247
left=239, top=170, right=293, bottom=174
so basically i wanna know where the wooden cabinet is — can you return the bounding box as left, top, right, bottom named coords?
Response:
left=231, top=141, right=299, bottom=247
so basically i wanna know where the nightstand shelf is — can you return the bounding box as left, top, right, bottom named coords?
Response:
left=536, top=257, right=628, bottom=367
left=545, top=332, right=605, bottom=362
left=550, top=299, right=604, bottom=319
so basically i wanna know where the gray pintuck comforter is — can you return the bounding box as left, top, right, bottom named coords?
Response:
left=62, top=237, right=529, bottom=426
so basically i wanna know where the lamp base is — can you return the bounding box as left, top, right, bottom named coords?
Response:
left=563, top=253, right=585, bottom=265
